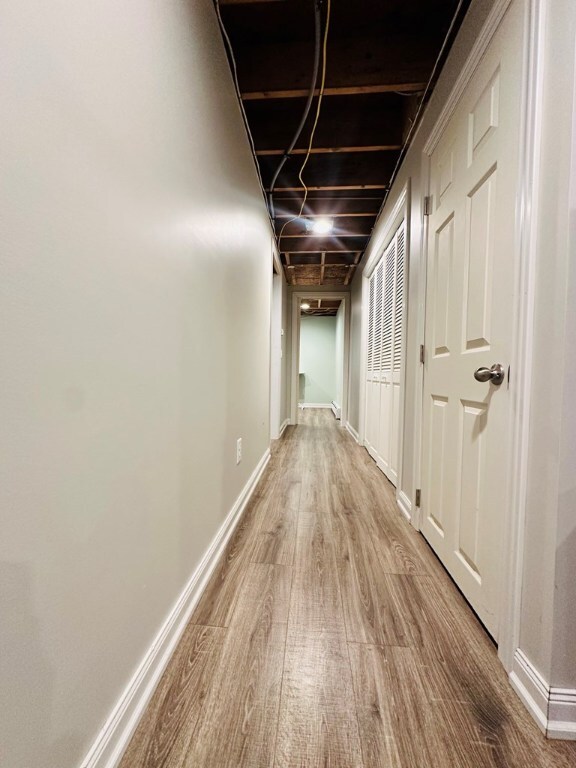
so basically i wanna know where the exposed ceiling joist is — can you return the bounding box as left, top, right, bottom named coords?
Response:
left=281, top=236, right=369, bottom=252
left=275, top=212, right=376, bottom=218
left=242, top=83, right=426, bottom=100
left=284, top=249, right=364, bottom=255
left=218, top=0, right=471, bottom=287
left=274, top=198, right=382, bottom=217
left=268, top=185, right=387, bottom=192
left=344, top=253, right=362, bottom=286
left=285, top=255, right=358, bottom=267
left=276, top=217, right=374, bottom=238
left=260, top=150, right=398, bottom=188
left=255, top=144, right=402, bottom=156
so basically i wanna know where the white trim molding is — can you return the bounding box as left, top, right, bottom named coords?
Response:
left=510, top=649, right=550, bottom=733
left=344, top=421, right=360, bottom=443
left=277, top=418, right=290, bottom=438
left=549, top=689, right=576, bottom=740
left=423, top=0, right=514, bottom=155
left=498, top=0, right=546, bottom=673
left=510, top=649, right=576, bottom=740
left=290, top=291, right=351, bottom=427
left=397, top=490, right=412, bottom=522
left=80, top=449, right=271, bottom=768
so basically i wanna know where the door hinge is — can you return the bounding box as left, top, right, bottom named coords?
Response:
left=423, top=196, right=432, bottom=216
left=415, top=488, right=421, bottom=507
left=419, top=344, right=425, bottom=364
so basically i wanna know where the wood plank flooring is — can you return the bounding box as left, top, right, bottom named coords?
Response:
left=119, top=409, right=576, bottom=768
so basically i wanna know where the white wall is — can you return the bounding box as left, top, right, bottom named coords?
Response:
left=270, top=270, right=289, bottom=438
left=0, top=2, right=273, bottom=767
left=281, top=277, right=291, bottom=425
left=299, top=316, right=337, bottom=405
left=518, top=0, right=576, bottom=689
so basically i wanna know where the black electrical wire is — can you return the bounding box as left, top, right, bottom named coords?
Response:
left=268, top=0, right=322, bottom=221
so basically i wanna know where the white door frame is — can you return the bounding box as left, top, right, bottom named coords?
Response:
left=290, top=292, right=350, bottom=426
left=359, top=183, right=410, bottom=504
left=269, top=269, right=283, bottom=440
left=417, top=0, right=543, bottom=671
left=269, top=240, right=285, bottom=440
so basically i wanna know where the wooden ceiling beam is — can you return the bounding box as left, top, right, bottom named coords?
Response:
left=280, top=233, right=370, bottom=239
left=275, top=215, right=375, bottom=237
left=344, top=252, right=363, bottom=286
left=275, top=212, right=376, bottom=218
left=281, top=236, right=369, bottom=252
left=284, top=250, right=363, bottom=254
left=260, top=150, right=398, bottom=188
left=273, top=197, right=383, bottom=217
left=256, top=144, right=402, bottom=156
left=242, top=83, right=426, bottom=100
left=268, top=185, right=387, bottom=192
left=286, top=259, right=354, bottom=267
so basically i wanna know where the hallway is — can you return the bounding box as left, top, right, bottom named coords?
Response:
left=119, top=410, right=576, bottom=768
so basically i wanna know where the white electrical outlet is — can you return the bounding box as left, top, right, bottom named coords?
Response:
left=236, top=438, right=242, bottom=465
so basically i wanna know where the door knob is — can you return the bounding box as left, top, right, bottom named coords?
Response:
left=474, top=363, right=505, bottom=385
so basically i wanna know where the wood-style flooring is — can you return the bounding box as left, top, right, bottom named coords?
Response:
left=119, top=409, right=576, bottom=768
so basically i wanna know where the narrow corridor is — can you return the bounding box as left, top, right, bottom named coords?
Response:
left=119, top=410, right=576, bottom=768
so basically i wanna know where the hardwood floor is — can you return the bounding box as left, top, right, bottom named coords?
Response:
left=119, top=409, right=576, bottom=768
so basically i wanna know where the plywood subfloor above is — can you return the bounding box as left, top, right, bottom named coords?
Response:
left=119, top=410, right=576, bottom=768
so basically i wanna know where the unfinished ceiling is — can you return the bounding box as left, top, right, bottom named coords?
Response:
left=300, top=298, right=341, bottom=316
left=217, top=0, right=469, bottom=286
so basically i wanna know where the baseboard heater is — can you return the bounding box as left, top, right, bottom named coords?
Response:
left=331, top=401, right=341, bottom=420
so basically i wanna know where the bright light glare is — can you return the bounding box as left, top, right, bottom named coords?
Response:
left=301, top=303, right=310, bottom=310
left=311, top=217, right=333, bottom=235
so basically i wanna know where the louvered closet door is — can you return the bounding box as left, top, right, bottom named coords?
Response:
left=364, top=220, right=406, bottom=486
left=364, top=269, right=380, bottom=457
left=387, top=222, right=405, bottom=484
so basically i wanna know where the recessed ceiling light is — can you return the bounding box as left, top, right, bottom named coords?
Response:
left=301, top=302, right=310, bottom=310
left=311, top=217, right=333, bottom=235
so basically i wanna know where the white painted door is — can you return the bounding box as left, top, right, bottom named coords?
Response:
left=421, top=1, right=524, bottom=639
left=365, top=221, right=406, bottom=485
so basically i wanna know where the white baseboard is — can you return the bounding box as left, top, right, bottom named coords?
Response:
left=344, top=422, right=359, bottom=443
left=549, top=688, right=576, bottom=740
left=331, top=401, right=341, bottom=420
left=299, top=402, right=332, bottom=409
left=510, top=649, right=549, bottom=734
left=510, top=649, right=576, bottom=740
left=80, top=448, right=271, bottom=768
left=397, top=490, right=412, bottom=522
left=278, top=418, right=290, bottom=438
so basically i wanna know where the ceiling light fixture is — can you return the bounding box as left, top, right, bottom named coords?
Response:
left=301, top=302, right=310, bottom=310
left=311, top=217, right=333, bottom=235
